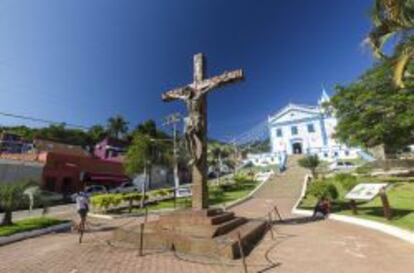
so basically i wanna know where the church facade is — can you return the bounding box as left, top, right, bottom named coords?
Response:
left=267, top=91, right=360, bottom=161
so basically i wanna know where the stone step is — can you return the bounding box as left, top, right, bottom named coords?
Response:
left=158, top=208, right=224, bottom=226
left=214, top=220, right=267, bottom=259
left=210, top=211, right=235, bottom=225
left=113, top=219, right=267, bottom=260
left=206, top=208, right=224, bottom=216
left=213, top=217, right=247, bottom=237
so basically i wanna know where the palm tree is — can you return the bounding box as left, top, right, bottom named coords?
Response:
left=367, top=0, right=414, bottom=88
left=0, top=181, right=32, bottom=226
left=107, top=115, right=129, bottom=139
left=208, top=145, right=231, bottom=184
left=298, top=155, right=320, bottom=178
left=88, top=125, right=106, bottom=144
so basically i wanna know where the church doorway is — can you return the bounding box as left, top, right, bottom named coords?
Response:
left=292, top=142, right=303, bottom=154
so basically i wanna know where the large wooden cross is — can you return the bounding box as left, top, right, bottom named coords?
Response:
left=162, top=53, right=244, bottom=209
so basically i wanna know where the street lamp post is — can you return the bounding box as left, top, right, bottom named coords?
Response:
left=161, top=112, right=182, bottom=196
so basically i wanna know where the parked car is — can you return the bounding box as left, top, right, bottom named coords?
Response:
left=24, top=186, right=64, bottom=208
left=40, top=190, right=64, bottom=203
left=110, top=181, right=139, bottom=194
left=71, top=185, right=107, bottom=202
left=329, top=161, right=356, bottom=171
left=176, top=186, right=192, bottom=198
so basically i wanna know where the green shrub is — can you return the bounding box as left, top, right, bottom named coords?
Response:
left=91, top=194, right=122, bottom=212
left=334, top=173, right=358, bottom=191
left=234, top=173, right=250, bottom=185
left=147, top=188, right=170, bottom=199
left=355, top=163, right=373, bottom=175
left=308, top=181, right=339, bottom=200
left=210, top=186, right=225, bottom=200
left=219, top=184, right=234, bottom=191
left=156, top=188, right=170, bottom=197
left=91, top=194, right=112, bottom=212
left=122, top=193, right=142, bottom=213
left=298, top=155, right=320, bottom=178
left=122, top=192, right=142, bottom=202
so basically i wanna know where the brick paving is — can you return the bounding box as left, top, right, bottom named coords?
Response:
left=1, top=157, right=414, bottom=273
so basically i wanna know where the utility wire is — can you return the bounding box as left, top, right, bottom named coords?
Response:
left=0, top=111, right=91, bottom=130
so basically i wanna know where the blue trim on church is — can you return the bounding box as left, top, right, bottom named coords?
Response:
left=319, top=114, right=328, bottom=146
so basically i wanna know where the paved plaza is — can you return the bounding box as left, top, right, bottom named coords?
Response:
left=1, top=160, right=413, bottom=273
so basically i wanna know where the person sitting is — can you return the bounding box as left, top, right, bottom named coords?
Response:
left=312, top=197, right=331, bottom=219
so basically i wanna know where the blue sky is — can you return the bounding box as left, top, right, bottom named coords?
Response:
left=0, top=0, right=374, bottom=140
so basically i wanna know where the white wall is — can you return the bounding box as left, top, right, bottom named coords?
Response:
left=268, top=106, right=360, bottom=162
left=0, top=159, right=43, bottom=184
left=246, top=153, right=280, bottom=167
left=271, top=118, right=325, bottom=154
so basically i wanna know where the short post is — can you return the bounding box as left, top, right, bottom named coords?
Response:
left=144, top=207, right=149, bottom=223
left=139, top=222, right=145, bottom=256
left=268, top=212, right=274, bottom=239
left=350, top=200, right=358, bottom=215
left=274, top=206, right=283, bottom=222
left=173, top=187, right=177, bottom=209
left=379, top=188, right=392, bottom=220
left=237, top=232, right=248, bottom=273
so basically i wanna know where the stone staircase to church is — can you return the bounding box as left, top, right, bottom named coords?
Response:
left=250, top=154, right=309, bottom=216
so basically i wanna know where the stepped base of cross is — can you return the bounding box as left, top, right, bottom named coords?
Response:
left=113, top=208, right=267, bottom=259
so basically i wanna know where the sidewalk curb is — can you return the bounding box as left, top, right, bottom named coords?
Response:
left=0, top=222, right=71, bottom=246
left=291, top=175, right=414, bottom=245
left=89, top=208, right=179, bottom=220
left=222, top=174, right=273, bottom=210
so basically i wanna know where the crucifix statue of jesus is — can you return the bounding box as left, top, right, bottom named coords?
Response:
left=162, top=53, right=244, bottom=209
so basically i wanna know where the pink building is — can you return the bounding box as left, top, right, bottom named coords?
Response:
left=93, top=137, right=127, bottom=162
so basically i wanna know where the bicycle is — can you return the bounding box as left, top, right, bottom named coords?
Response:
left=71, top=217, right=86, bottom=244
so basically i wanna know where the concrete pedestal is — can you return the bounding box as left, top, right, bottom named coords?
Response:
left=113, top=208, right=267, bottom=259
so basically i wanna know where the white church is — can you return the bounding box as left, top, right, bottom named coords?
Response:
left=247, top=90, right=361, bottom=166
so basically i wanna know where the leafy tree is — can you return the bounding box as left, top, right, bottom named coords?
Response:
left=298, top=155, right=320, bottom=178
left=124, top=133, right=153, bottom=177
left=124, top=120, right=173, bottom=189
left=0, top=125, right=36, bottom=140
left=124, top=132, right=171, bottom=207
left=329, top=60, right=414, bottom=156
left=240, top=138, right=271, bottom=154
left=208, top=145, right=228, bottom=183
left=1, top=120, right=121, bottom=148
left=107, top=114, right=129, bottom=139
left=367, top=0, right=414, bottom=88
left=0, top=181, right=32, bottom=225
left=334, top=173, right=358, bottom=192
left=87, top=125, right=106, bottom=144
left=135, top=119, right=157, bottom=137
left=34, top=124, right=90, bottom=147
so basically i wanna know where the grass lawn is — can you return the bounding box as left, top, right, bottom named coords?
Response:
left=300, top=176, right=414, bottom=232
left=208, top=180, right=258, bottom=206
left=0, top=217, right=67, bottom=237
left=117, top=179, right=259, bottom=214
